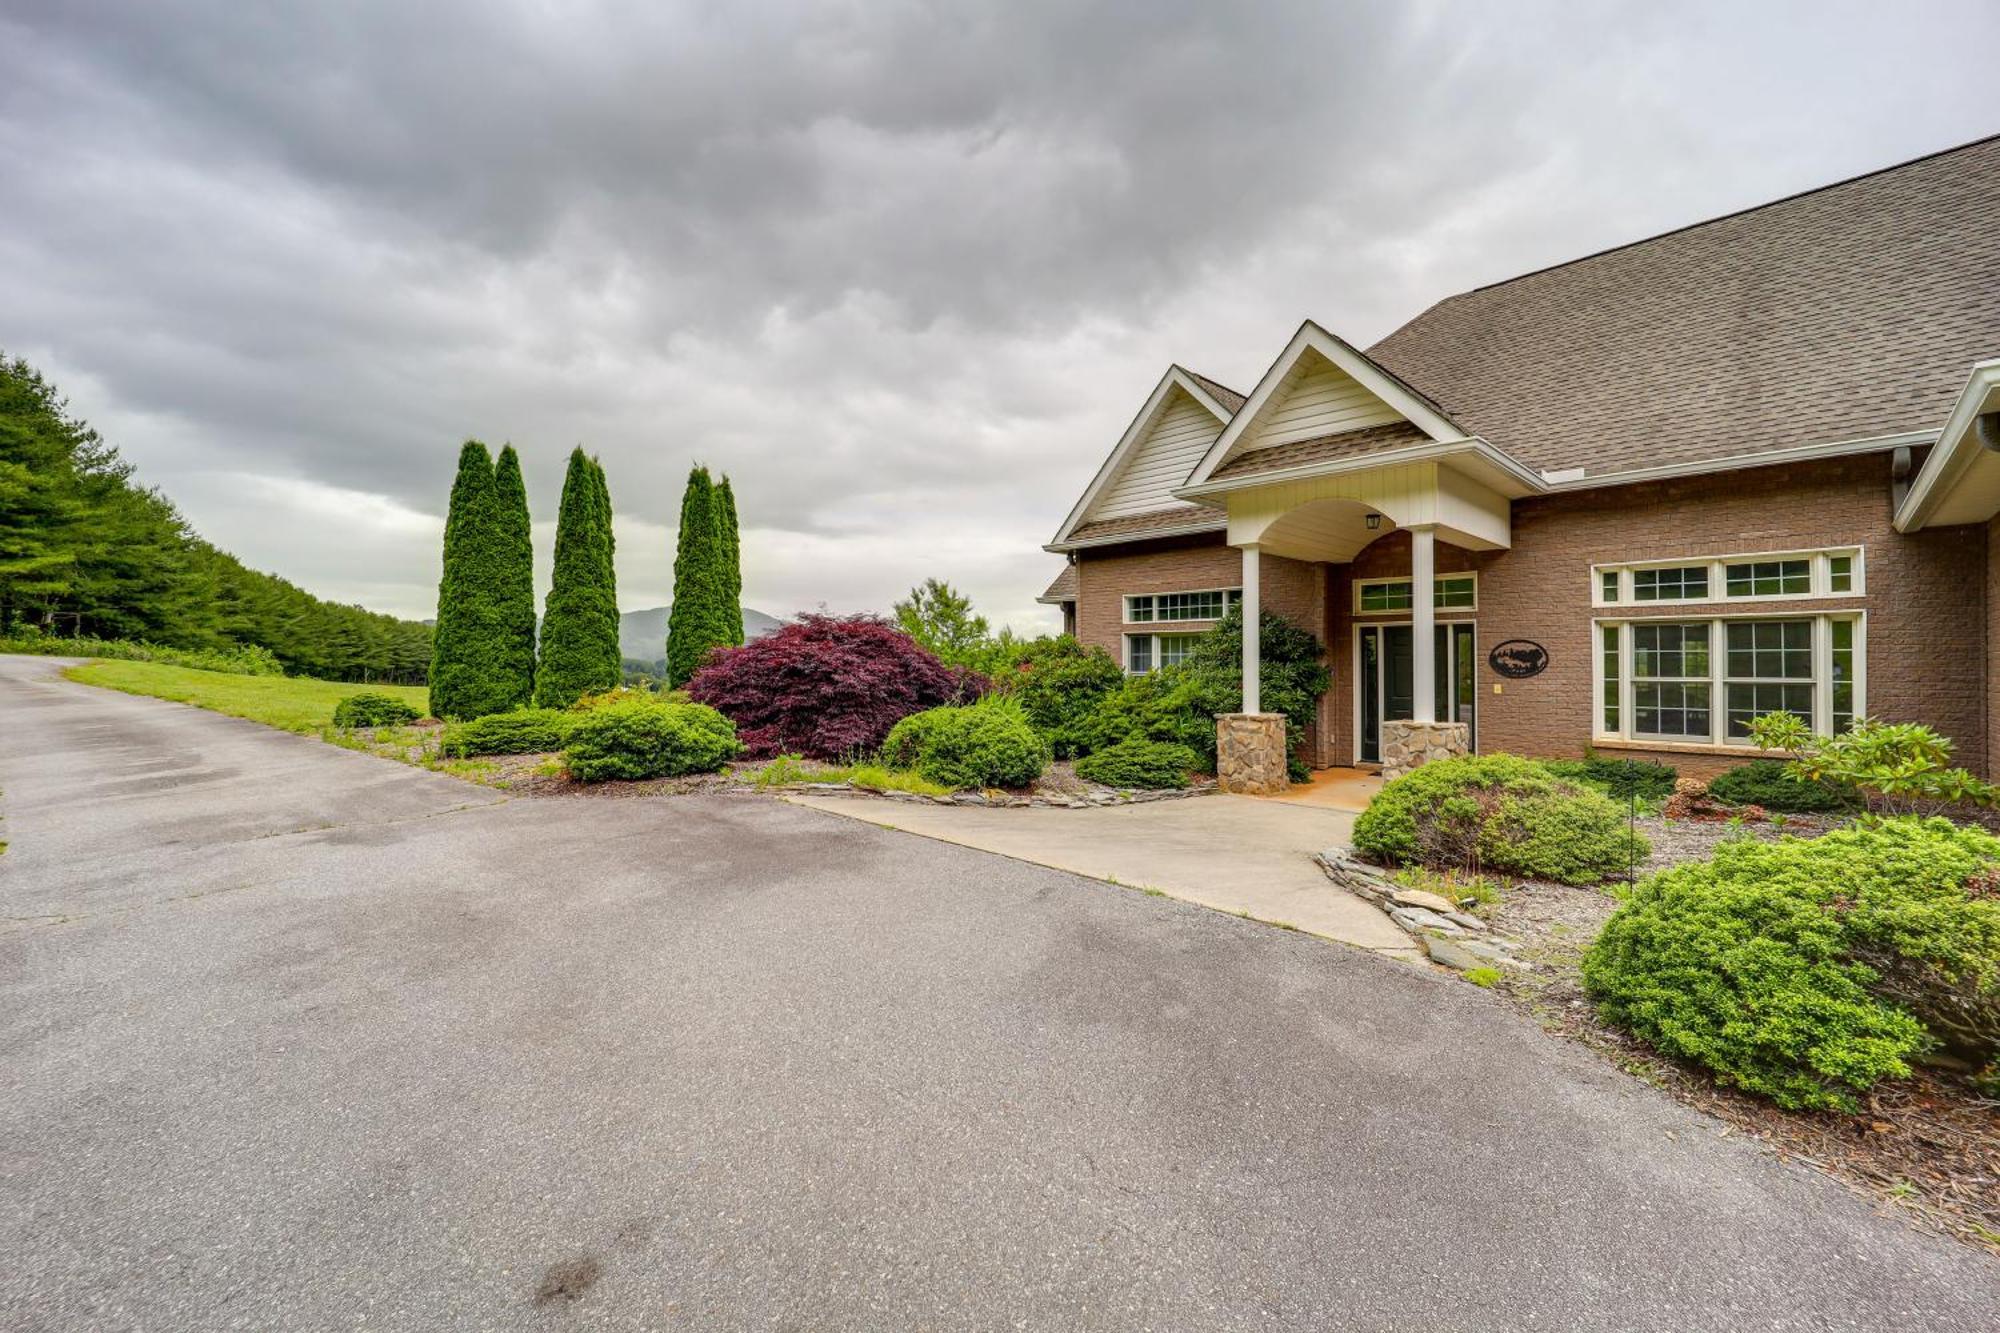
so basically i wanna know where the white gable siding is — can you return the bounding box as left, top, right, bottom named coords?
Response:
left=1089, top=390, right=1225, bottom=520
left=1236, top=352, right=1402, bottom=453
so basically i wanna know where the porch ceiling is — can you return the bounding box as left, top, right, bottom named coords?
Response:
left=1218, top=458, right=1513, bottom=561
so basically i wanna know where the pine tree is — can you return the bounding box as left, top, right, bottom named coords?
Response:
left=716, top=473, right=744, bottom=645
left=429, top=440, right=514, bottom=719
left=665, top=464, right=735, bottom=686
left=535, top=448, right=623, bottom=707
left=491, top=444, right=537, bottom=709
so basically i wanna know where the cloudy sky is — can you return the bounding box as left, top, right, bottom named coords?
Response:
left=3, top=2, right=1994, bottom=632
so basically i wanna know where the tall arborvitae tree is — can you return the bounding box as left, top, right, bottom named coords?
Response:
left=491, top=444, right=537, bottom=709
left=665, top=464, right=735, bottom=686
left=715, top=473, right=744, bottom=645
left=429, top=441, right=514, bottom=719
left=535, top=448, right=622, bottom=707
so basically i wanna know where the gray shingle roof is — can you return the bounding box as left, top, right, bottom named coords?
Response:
left=1037, top=565, right=1078, bottom=603
left=1210, top=420, right=1430, bottom=480
left=1062, top=506, right=1224, bottom=545
left=1367, top=134, right=2000, bottom=476
left=1181, top=368, right=1247, bottom=415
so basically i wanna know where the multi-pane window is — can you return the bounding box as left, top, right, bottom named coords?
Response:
left=1356, top=575, right=1476, bottom=613
left=1633, top=565, right=1708, bottom=602
left=1600, top=625, right=1620, bottom=733
left=1631, top=622, right=1712, bottom=739
left=1598, top=614, right=1862, bottom=744
left=1830, top=619, right=1856, bottom=732
left=1125, top=589, right=1240, bottom=624
left=1124, top=632, right=1202, bottom=673
left=1596, top=548, right=1861, bottom=605
left=1723, top=619, right=1813, bottom=738
left=1725, top=559, right=1811, bottom=598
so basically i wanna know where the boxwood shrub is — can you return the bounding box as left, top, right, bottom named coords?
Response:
left=1582, top=818, right=2000, bottom=1111
left=442, top=708, right=578, bottom=757
left=332, top=692, right=421, bottom=729
left=1352, top=753, right=1645, bottom=885
left=1705, top=759, right=1857, bottom=814
left=1074, top=737, right=1197, bottom=790
left=892, top=698, right=1050, bottom=790
left=563, top=699, right=741, bottom=782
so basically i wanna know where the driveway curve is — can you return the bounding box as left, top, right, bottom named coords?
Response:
left=1, top=654, right=1994, bottom=1330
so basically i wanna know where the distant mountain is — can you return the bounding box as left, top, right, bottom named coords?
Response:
left=619, top=606, right=783, bottom=662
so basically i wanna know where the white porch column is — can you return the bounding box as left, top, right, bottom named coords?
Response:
left=1410, top=524, right=1436, bottom=724
left=1240, top=543, right=1261, bottom=714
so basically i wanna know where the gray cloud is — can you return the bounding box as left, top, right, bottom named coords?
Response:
left=2, top=1, right=1994, bottom=630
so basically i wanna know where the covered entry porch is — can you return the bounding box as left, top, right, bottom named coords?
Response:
left=1180, top=446, right=1538, bottom=787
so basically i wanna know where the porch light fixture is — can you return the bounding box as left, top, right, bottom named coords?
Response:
left=1365, top=513, right=1382, bottom=531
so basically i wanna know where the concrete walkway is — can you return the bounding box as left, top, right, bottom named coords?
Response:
left=786, top=791, right=1420, bottom=959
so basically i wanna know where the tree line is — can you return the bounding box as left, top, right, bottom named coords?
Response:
left=429, top=449, right=743, bottom=718
left=0, top=355, right=433, bottom=683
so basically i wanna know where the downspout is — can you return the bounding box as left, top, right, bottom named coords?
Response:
left=1890, top=445, right=1914, bottom=511
left=1979, top=411, right=2000, bottom=451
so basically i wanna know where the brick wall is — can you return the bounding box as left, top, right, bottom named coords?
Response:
left=1073, top=535, right=1331, bottom=763
left=1065, top=452, right=1990, bottom=776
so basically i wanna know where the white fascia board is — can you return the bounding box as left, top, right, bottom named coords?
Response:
left=1174, top=437, right=1547, bottom=502
left=1893, top=359, right=2000, bottom=532
left=1182, top=320, right=1466, bottom=487
left=1047, top=366, right=1234, bottom=547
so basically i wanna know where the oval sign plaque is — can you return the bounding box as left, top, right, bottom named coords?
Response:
left=1488, top=640, right=1549, bottom=679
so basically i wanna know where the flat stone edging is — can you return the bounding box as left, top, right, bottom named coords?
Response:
left=759, top=781, right=1217, bottom=809
left=1314, top=846, right=1528, bottom=973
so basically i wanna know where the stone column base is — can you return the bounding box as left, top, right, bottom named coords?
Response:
left=1216, top=713, right=1290, bottom=795
left=1380, top=720, right=1469, bottom=780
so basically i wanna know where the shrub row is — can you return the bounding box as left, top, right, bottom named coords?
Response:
left=0, top=634, right=284, bottom=676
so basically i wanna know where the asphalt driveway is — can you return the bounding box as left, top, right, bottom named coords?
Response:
left=2, top=654, right=1995, bottom=1330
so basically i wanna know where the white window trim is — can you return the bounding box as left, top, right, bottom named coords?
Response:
left=1591, top=546, right=1863, bottom=608
left=1592, top=611, right=1866, bottom=749
left=1353, top=572, right=1479, bottom=615
left=1123, top=586, right=1243, bottom=626
left=1123, top=630, right=1205, bottom=674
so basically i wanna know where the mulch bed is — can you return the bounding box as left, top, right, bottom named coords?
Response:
left=1483, top=834, right=2000, bottom=1255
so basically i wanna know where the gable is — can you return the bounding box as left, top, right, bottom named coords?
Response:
left=1230, top=350, right=1405, bottom=455
left=1087, top=387, right=1227, bottom=521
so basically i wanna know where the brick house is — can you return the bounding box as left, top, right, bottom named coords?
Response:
left=1040, top=136, right=2000, bottom=782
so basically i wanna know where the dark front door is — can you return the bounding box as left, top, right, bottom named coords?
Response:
left=1358, top=623, right=1477, bottom=764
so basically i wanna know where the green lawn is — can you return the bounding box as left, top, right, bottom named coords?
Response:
left=64, top=660, right=429, bottom=734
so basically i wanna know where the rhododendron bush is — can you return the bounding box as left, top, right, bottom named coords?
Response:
left=686, top=614, right=983, bottom=760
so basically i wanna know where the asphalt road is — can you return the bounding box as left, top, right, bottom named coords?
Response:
left=2, top=654, right=1996, bottom=1331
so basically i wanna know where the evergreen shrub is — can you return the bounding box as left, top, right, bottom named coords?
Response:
left=1353, top=753, right=1644, bottom=885
left=1705, top=759, right=1858, bottom=814
left=443, top=708, right=578, bottom=757
left=895, top=697, right=1049, bottom=790
left=1542, top=755, right=1678, bottom=800
left=563, top=699, right=741, bottom=782
left=1074, top=737, right=1196, bottom=789
left=331, top=692, right=421, bottom=728
left=1583, top=818, right=2000, bottom=1110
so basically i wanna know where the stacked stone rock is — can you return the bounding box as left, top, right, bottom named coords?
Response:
left=1378, top=720, right=1469, bottom=779
left=1216, top=713, right=1290, bottom=795
left=1314, top=846, right=1526, bottom=973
